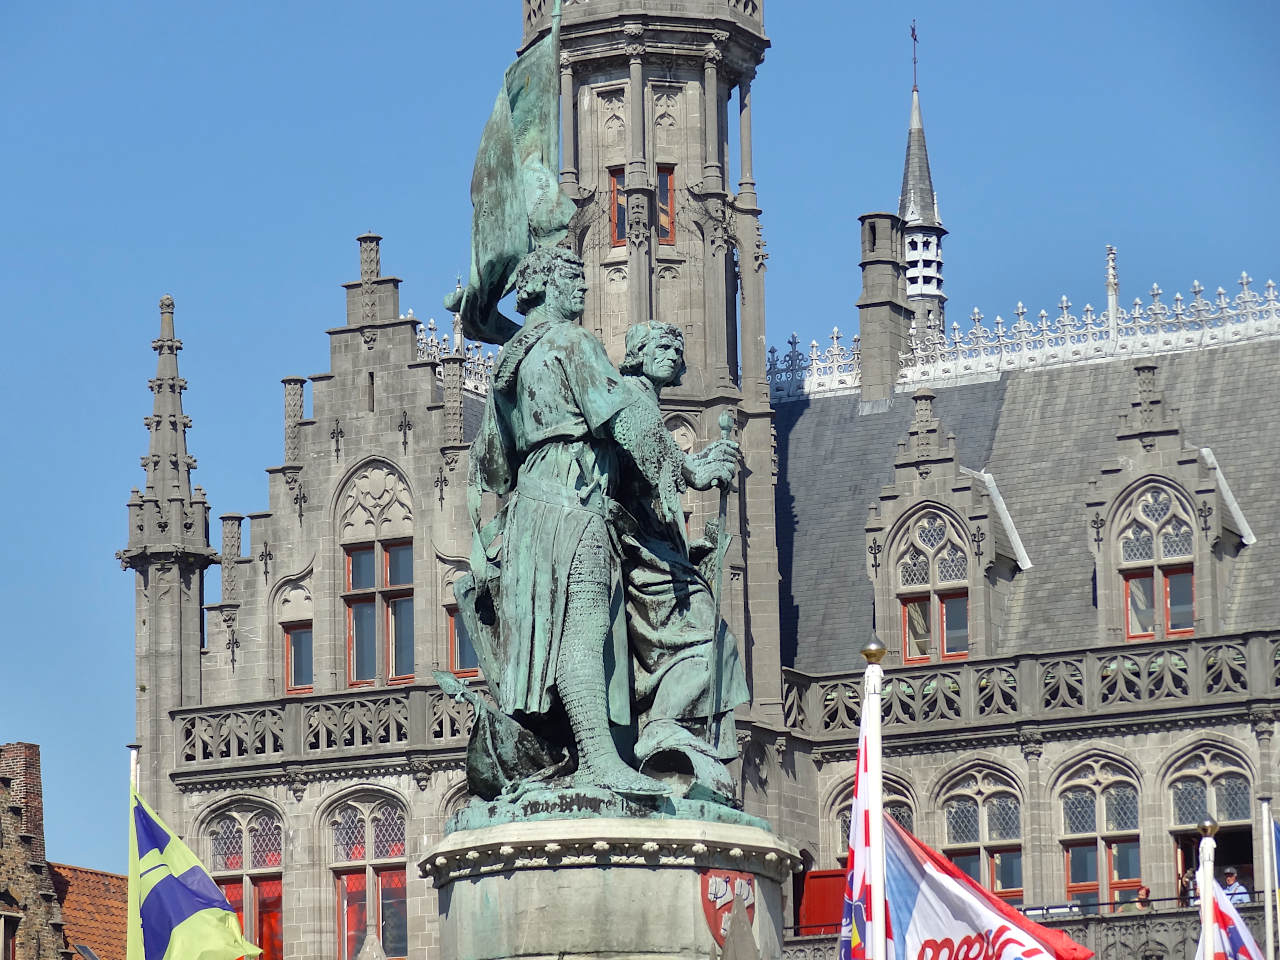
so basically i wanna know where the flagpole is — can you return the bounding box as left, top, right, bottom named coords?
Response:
left=1200, top=818, right=1218, bottom=959
left=128, top=742, right=140, bottom=792
left=862, top=640, right=887, bottom=960
left=1263, top=797, right=1276, bottom=960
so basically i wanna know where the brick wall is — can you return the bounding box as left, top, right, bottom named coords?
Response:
left=0, top=743, right=69, bottom=960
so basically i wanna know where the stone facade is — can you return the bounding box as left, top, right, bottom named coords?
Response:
left=120, top=3, right=1280, bottom=960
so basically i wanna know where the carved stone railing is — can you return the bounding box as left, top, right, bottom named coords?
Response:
left=782, top=903, right=1265, bottom=960
left=767, top=272, right=1277, bottom=403
left=416, top=320, right=496, bottom=395
left=782, top=632, right=1280, bottom=742
left=767, top=328, right=861, bottom=401
left=174, top=682, right=478, bottom=770
left=899, top=274, right=1278, bottom=388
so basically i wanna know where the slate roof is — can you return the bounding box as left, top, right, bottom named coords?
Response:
left=775, top=338, right=1280, bottom=674
left=50, top=863, right=128, bottom=960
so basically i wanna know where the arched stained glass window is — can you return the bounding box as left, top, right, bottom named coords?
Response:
left=331, top=799, right=409, bottom=960
left=940, top=771, right=1022, bottom=904
left=206, top=809, right=283, bottom=960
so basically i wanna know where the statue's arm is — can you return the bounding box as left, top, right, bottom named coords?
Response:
left=608, top=402, right=686, bottom=525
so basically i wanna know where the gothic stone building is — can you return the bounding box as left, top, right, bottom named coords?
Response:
left=118, top=2, right=1280, bottom=959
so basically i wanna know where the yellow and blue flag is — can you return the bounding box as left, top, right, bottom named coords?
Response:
left=127, top=788, right=261, bottom=960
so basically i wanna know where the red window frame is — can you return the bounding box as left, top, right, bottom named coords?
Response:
left=656, top=165, right=675, bottom=245
left=1164, top=565, right=1194, bottom=637
left=1106, top=838, right=1143, bottom=909
left=449, top=607, right=479, bottom=678
left=609, top=167, right=626, bottom=246
left=2, top=918, right=15, bottom=960
left=1123, top=565, right=1194, bottom=641
left=284, top=621, right=313, bottom=694
left=385, top=594, right=414, bottom=685
left=375, top=866, right=408, bottom=959
left=1063, top=841, right=1100, bottom=911
left=940, top=591, right=969, bottom=661
left=987, top=847, right=1023, bottom=905
left=335, top=869, right=368, bottom=960
left=335, top=867, right=408, bottom=960
left=1123, top=571, right=1156, bottom=641
left=383, top=540, right=413, bottom=588
left=346, top=600, right=377, bottom=687
left=901, top=596, right=930, bottom=663
left=252, top=876, right=284, bottom=960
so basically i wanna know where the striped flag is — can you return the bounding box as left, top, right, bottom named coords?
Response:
left=840, top=702, right=888, bottom=960
left=127, top=789, right=261, bottom=960
left=1195, top=880, right=1263, bottom=960
left=1273, top=820, right=1280, bottom=921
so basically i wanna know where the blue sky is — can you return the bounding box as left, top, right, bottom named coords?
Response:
left=1, top=1, right=1276, bottom=872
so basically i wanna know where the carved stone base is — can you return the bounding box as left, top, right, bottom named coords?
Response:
left=422, top=817, right=799, bottom=960
left=447, top=786, right=771, bottom=833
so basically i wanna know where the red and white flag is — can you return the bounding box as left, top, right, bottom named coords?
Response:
left=1195, top=881, right=1263, bottom=960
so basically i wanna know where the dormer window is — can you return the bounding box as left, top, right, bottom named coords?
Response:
left=896, top=510, right=970, bottom=663
left=1114, top=484, right=1195, bottom=641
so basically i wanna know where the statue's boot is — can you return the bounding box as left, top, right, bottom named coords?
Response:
left=560, top=534, right=668, bottom=800
left=636, top=719, right=738, bottom=806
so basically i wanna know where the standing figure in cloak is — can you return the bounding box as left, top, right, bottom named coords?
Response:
left=616, top=321, right=749, bottom=802
left=460, top=246, right=724, bottom=799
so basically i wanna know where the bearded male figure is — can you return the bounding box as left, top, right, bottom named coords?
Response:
left=456, top=248, right=742, bottom=800
left=615, top=321, right=749, bottom=802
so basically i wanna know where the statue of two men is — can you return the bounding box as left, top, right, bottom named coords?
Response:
left=455, top=245, right=747, bottom=804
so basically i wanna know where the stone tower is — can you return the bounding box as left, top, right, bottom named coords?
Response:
left=898, top=85, right=946, bottom=330
left=117, top=295, right=216, bottom=824
left=523, top=0, right=784, bottom=725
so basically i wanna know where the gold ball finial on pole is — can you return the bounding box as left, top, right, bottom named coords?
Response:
left=862, top=639, right=887, bottom=665
left=1198, top=818, right=1219, bottom=837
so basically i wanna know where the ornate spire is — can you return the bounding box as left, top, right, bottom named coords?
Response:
left=898, top=87, right=940, bottom=228
left=119, top=295, right=212, bottom=564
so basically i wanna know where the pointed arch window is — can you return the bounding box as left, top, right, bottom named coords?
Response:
left=331, top=799, right=408, bottom=960
left=1057, top=760, right=1141, bottom=913
left=207, top=810, right=283, bottom=960
left=1116, top=484, right=1195, bottom=641
left=940, top=772, right=1022, bottom=905
left=338, top=463, right=416, bottom=686
left=895, top=510, right=970, bottom=663
left=1168, top=749, right=1254, bottom=893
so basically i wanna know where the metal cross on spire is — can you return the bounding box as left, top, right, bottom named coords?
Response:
left=911, top=20, right=919, bottom=90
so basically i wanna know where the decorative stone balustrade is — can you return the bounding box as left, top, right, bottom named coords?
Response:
left=782, top=632, right=1279, bottom=742
left=783, top=904, right=1264, bottom=960
left=767, top=271, right=1278, bottom=402
left=899, top=275, right=1279, bottom=388
left=415, top=319, right=496, bottom=395
left=767, top=329, right=862, bottom=401
left=173, top=683, right=478, bottom=789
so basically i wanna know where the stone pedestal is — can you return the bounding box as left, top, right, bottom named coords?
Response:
left=422, top=818, right=799, bottom=960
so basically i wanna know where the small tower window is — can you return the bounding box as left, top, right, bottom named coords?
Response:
left=657, top=165, right=676, bottom=245
left=610, top=168, right=626, bottom=246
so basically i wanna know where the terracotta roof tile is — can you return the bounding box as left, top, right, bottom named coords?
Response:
left=49, top=863, right=128, bottom=960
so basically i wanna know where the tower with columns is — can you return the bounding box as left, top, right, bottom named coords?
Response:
left=117, top=295, right=216, bottom=826
left=528, top=0, right=783, bottom=726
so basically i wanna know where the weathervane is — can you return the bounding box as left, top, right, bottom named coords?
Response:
left=911, top=20, right=919, bottom=90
